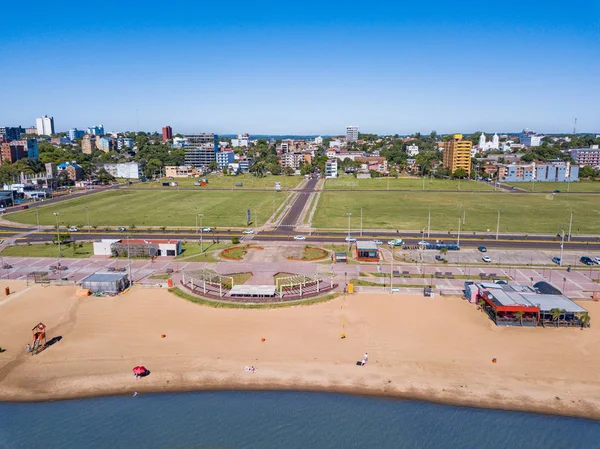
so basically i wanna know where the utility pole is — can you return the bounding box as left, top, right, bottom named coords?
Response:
left=346, top=212, right=352, bottom=252
left=559, top=229, right=565, bottom=267
left=568, top=211, right=574, bottom=242
left=360, top=207, right=363, bottom=237
left=198, top=214, right=204, bottom=253
left=496, top=210, right=501, bottom=240
left=457, top=217, right=461, bottom=247
left=427, top=208, right=431, bottom=239
left=35, top=208, right=40, bottom=232
left=53, top=212, right=60, bottom=267
left=85, top=206, right=90, bottom=233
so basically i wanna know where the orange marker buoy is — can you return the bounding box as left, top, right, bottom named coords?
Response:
left=261, top=338, right=266, bottom=342
left=492, top=358, right=497, bottom=363
left=161, top=334, right=166, bottom=338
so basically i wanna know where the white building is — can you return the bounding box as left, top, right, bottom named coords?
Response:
left=103, top=162, right=140, bottom=179
left=314, top=136, right=323, bottom=145
left=406, top=145, right=419, bottom=156
left=93, top=238, right=182, bottom=257
left=479, top=133, right=487, bottom=150
left=231, top=133, right=249, bottom=147
left=117, top=137, right=135, bottom=150
left=346, top=126, right=359, bottom=142
left=491, top=133, right=499, bottom=149
left=36, top=115, right=55, bottom=136
left=329, top=139, right=343, bottom=148
left=521, top=135, right=543, bottom=147
left=325, top=159, right=338, bottom=178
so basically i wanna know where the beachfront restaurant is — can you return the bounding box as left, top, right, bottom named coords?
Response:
left=355, top=241, right=379, bottom=262
left=479, top=288, right=589, bottom=327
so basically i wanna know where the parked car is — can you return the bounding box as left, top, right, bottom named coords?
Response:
left=373, top=240, right=383, bottom=245
left=345, top=236, right=356, bottom=243
left=580, top=256, right=594, bottom=266
left=293, top=235, right=306, bottom=240
left=447, top=244, right=460, bottom=251
left=435, top=255, right=443, bottom=261
left=21, top=205, right=29, bottom=210
left=594, top=257, right=600, bottom=265
left=418, top=240, right=428, bottom=246
left=68, top=226, right=79, bottom=232
left=242, top=229, right=254, bottom=234
left=115, top=226, right=126, bottom=231
left=202, top=227, right=212, bottom=232
left=552, top=256, right=561, bottom=265
left=482, top=256, right=491, bottom=263
left=478, top=246, right=487, bottom=252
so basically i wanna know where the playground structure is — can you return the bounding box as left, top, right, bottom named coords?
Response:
left=275, top=272, right=331, bottom=298
left=30, top=322, right=47, bottom=354
left=182, top=269, right=234, bottom=298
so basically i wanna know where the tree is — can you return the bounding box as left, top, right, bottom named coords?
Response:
left=514, top=311, right=524, bottom=326
left=146, top=158, right=164, bottom=177
left=580, top=165, right=599, bottom=178
left=96, top=168, right=115, bottom=184
left=439, top=247, right=448, bottom=260
left=207, top=160, right=219, bottom=171
left=283, top=166, right=294, bottom=176
left=453, top=168, right=467, bottom=179
left=269, top=163, right=282, bottom=175
left=550, top=308, right=563, bottom=327
left=579, top=312, right=591, bottom=328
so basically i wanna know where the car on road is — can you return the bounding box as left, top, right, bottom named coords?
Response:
left=373, top=240, right=383, bottom=245
left=202, top=227, right=212, bottom=232
left=68, top=226, right=79, bottom=232
left=21, top=205, right=29, bottom=210
left=478, top=246, right=487, bottom=252
left=482, top=256, right=491, bottom=263
left=553, top=190, right=561, bottom=193
left=242, top=229, right=254, bottom=234
left=115, top=226, right=126, bottom=232
left=345, top=236, right=357, bottom=243
left=580, top=256, right=594, bottom=266
left=418, top=240, right=428, bottom=246
left=447, top=244, right=460, bottom=251
left=293, top=235, right=306, bottom=240
left=594, top=257, right=600, bottom=265
left=552, top=256, right=561, bottom=265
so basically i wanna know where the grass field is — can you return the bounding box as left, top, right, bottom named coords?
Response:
left=175, top=241, right=232, bottom=262
left=504, top=180, right=600, bottom=193
left=325, top=175, right=494, bottom=191
left=129, top=174, right=302, bottom=190
left=312, top=191, right=600, bottom=234
left=4, top=190, right=287, bottom=228
left=1, top=242, right=94, bottom=258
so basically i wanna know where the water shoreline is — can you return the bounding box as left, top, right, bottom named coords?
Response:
left=2, top=381, right=599, bottom=422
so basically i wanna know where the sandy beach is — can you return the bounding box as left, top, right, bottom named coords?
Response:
left=1, top=282, right=599, bottom=419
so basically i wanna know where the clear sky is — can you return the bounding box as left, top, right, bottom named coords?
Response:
left=2, top=0, right=599, bottom=135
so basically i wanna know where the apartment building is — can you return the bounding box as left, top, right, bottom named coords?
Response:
left=442, top=134, right=472, bottom=176
left=569, top=146, right=600, bottom=167
left=82, top=134, right=96, bottom=154
left=165, top=166, right=195, bottom=178
left=346, top=126, right=359, bottom=142
left=162, top=126, right=172, bottom=141
left=325, top=159, right=338, bottom=178
left=497, top=162, right=579, bottom=182
left=183, top=134, right=219, bottom=168
left=36, top=115, right=55, bottom=136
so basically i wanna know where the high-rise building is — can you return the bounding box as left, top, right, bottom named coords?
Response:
left=0, top=139, right=37, bottom=162
left=67, top=128, right=85, bottom=140
left=0, top=126, right=25, bottom=141
left=442, top=134, right=472, bottom=176
left=36, top=115, right=55, bottom=136
left=82, top=134, right=96, bottom=154
left=346, top=126, right=359, bottom=142
left=183, top=134, right=219, bottom=168
left=87, top=124, right=104, bottom=136
left=162, top=126, right=173, bottom=141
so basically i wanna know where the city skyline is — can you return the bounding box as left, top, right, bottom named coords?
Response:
left=1, top=0, right=599, bottom=134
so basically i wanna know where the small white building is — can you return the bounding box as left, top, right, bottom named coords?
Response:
left=93, top=239, right=182, bottom=257
left=103, top=162, right=140, bottom=179
left=314, top=136, right=323, bottom=145
left=231, top=134, right=249, bottom=147
left=406, top=145, right=419, bottom=156
left=325, top=159, right=338, bottom=178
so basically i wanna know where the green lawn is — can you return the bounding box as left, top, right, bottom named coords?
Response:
left=130, top=174, right=302, bottom=190
left=1, top=242, right=94, bottom=258
left=503, top=180, right=600, bottom=193
left=325, top=175, right=493, bottom=191
left=312, top=191, right=600, bottom=234
left=4, top=190, right=286, bottom=228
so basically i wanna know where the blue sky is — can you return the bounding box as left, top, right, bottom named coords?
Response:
left=2, top=0, right=599, bottom=135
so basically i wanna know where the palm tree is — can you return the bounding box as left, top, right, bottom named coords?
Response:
left=550, top=308, right=562, bottom=327
left=477, top=299, right=486, bottom=311
left=515, top=311, right=524, bottom=326
left=579, top=312, right=591, bottom=329
left=439, top=247, right=448, bottom=260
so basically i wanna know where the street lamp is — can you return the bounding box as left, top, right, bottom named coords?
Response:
left=346, top=212, right=352, bottom=238
left=559, top=229, right=565, bottom=267
left=360, top=207, right=363, bottom=237
left=495, top=210, right=501, bottom=240
left=85, top=206, right=90, bottom=233
left=568, top=211, right=574, bottom=242
left=53, top=212, right=60, bottom=267
left=197, top=214, right=204, bottom=253
left=35, top=208, right=40, bottom=232
left=457, top=217, right=461, bottom=247
left=427, top=208, right=431, bottom=238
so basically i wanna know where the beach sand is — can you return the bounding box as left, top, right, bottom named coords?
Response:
left=1, top=282, right=599, bottom=419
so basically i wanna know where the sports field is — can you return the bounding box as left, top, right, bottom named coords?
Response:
left=325, top=175, right=494, bottom=191
left=5, top=190, right=287, bottom=228
left=312, top=191, right=600, bottom=234
left=129, top=174, right=302, bottom=190
left=503, top=180, right=600, bottom=193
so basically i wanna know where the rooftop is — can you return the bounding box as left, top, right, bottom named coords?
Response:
left=356, top=241, right=379, bottom=251
left=81, top=272, right=128, bottom=283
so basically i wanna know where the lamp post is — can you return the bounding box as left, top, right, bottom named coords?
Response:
left=360, top=207, right=363, bottom=237
left=53, top=212, right=60, bottom=267
left=85, top=206, right=90, bottom=233
left=568, top=211, right=574, bottom=242
left=198, top=213, right=204, bottom=253
left=35, top=208, right=40, bottom=232
left=427, top=208, right=431, bottom=238
left=495, top=210, right=501, bottom=240
left=559, top=229, right=565, bottom=267
left=457, top=217, right=461, bottom=247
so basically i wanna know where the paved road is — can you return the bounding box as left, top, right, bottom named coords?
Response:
left=276, top=178, right=319, bottom=231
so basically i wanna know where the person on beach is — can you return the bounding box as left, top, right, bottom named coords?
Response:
left=362, top=353, right=369, bottom=366
left=26, top=344, right=31, bottom=353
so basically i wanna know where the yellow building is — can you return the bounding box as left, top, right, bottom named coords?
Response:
left=442, top=134, right=472, bottom=176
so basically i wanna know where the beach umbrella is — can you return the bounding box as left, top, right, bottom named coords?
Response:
left=133, top=366, right=147, bottom=375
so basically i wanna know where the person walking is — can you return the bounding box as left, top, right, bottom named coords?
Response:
left=362, top=352, right=369, bottom=366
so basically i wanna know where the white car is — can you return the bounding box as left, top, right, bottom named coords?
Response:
left=418, top=240, right=428, bottom=246
left=68, top=226, right=79, bottom=232
left=293, top=235, right=306, bottom=240
left=594, top=257, right=600, bottom=265
left=115, top=226, right=126, bottom=232
left=202, top=227, right=212, bottom=232
left=373, top=240, right=383, bottom=245
left=242, top=229, right=254, bottom=234
left=482, top=256, right=492, bottom=263
left=345, top=236, right=356, bottom=243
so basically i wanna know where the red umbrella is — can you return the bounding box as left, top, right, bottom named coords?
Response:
left=133, top=366, right=147, bottom=375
